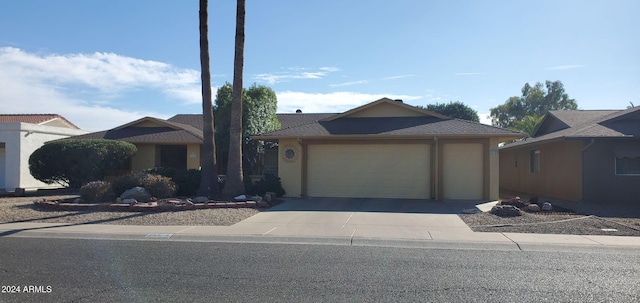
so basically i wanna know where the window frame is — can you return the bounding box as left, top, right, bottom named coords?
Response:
left=530, top=149, right=540, bottom=173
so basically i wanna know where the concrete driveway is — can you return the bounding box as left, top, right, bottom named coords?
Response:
left=229, top=198, right=486, bottom=241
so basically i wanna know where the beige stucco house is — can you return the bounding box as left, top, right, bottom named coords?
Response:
left=0, top=114, right=87, bottom=193
left=70, top=116, right=203, bottom=173
left=254, top=98, right=524, bottom=200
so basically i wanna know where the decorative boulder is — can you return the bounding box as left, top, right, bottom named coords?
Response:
left=541, top=202, right=553, bottom=211
left=491, top=205, right=522, bottom=217
left=526, top=204, right=541, bottom=212
left=120, top=187, right=152, bottom=203
left=122, top=198, right=138, bottom=204
left=234, top=194, right=247, bottom=202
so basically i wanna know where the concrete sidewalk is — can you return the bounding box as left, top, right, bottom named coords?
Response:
left=1, top=198, right=639, bottom=251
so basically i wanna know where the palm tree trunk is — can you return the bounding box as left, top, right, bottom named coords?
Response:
left=222, top=0, right=246, bottom=197
left=197, top=0, right=219, bottom=197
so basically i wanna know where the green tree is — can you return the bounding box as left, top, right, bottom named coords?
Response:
left=223, top=0, right=247, bottom=197
left=421, top=101, right=479, bottom=122
left=511, top=114, right=544, bottom=137
left=197, top=0, right=220, bottom=197
left=29, top=139, right=137, bottom=188
left=214, top=83, right=280, bottom=176
left=490, top=80, right=577, bottom=128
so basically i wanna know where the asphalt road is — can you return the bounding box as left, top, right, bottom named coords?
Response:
left=0, top=238, right=638, bottom=303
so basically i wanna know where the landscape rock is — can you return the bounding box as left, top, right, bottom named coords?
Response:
left=73, top=198, right=84, bottom=204
left=122, top=198, right=138, bottom=204
left=234, top=194, right=247, bottom=202
left=526, top=204, right=541, bottom=212
left=193, top=196, right=209, bottom=203
left=491, top=205, right=522, bottom=217
left=542, top=202, right=553, bottom=211
left=120, top=187, right=152, bottom=202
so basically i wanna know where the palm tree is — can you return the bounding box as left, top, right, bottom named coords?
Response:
left=222, top=0, right=246, bottom=197
left=511, top=115, right=544, bottom=137
left=197, top=0, right=219, bottom=197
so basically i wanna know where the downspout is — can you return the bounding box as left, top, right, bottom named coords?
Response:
left=582, top=138, right=595, bottom=152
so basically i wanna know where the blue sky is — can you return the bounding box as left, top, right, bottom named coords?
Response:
left=1, top=0, right=638, bottom=131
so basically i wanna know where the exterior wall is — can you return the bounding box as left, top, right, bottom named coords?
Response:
left=500, top=140, right=583, bottom=201
left=583, top=139, right=640, bottom=202
left=347, top=102, right=425, bottom=118
left=186, top=144, right=200, bottom=170
left=132, top=144, right=157, bottom=172
left=0, top=123, right=87, bottom=191
left=278, top=139, right=303, bottom=197
left=489, top=137, right=501, bottom=200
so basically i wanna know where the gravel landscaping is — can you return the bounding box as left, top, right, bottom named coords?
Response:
left=0, top=195, right=260, bottom=226
left=1, top=194, right=639, bottom=237
left=459, top=203, right=640, bottom=237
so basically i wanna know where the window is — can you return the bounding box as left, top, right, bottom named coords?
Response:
left=616, top=157, right=640, bottom=175
left=530, top=149, right=540, bottom=173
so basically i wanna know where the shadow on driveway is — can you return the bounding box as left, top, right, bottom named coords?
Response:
left=265, top=198, right=486, bottom=214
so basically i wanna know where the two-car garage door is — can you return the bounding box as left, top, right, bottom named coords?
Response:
left=305, top=143, right=484, bottom=200
left=307, top=144, right=431, bottom=199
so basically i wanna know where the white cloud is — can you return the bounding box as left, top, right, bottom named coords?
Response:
left=0, top=47, right=201, bottom=130
left=547, top=64, right=585, bottom=70
left=454, top=72, right=484, bottom=76
left=252, top=66, right=340, bottom=84
left=381, top=74, right=416, bottom=80
left=276, top=91, right=421, bottom=113
left=478, top=112, right=492, bottom=125
left=329, top=80, right=370, bottom=87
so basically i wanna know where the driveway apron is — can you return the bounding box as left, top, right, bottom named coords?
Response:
left=230, top=198, right=478, bottom=241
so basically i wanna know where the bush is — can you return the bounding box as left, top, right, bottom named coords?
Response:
left=29, top=139, right=137, bottom=188
left=140, top=174, right=176, bottom=199
left=80, top=181, right=113, bottom=203
left=249, top=175, right=285, bottom=197
left=111, top=172, right=177, bottom=198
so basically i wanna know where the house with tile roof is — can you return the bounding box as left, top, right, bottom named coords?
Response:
left=499, top=107, right=640, bottom=202
left=0, top=114, right=87, bottom=193
left=71, top=98, right=524, bottom=200
left=254, top=98, right=524, bottom=200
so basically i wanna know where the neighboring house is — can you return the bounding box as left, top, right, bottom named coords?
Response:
left=254, top=98, right=524, bottom=200
left=70, top=116, right=204, bottom=172
left=0, top=114, right=87, bottom=193
left=499, top=107, right=640, bottom=202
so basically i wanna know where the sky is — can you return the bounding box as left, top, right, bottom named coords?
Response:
left=1, top=0, right=638, bottom=131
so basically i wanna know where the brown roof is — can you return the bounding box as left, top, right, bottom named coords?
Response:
left=0, top=114, right=80, bottom=129
left=70, top=117, right=203, bottom=144
left=502, top=107, right=640, bottom=149
left=256, top=116, right=523, bottom=139
left=71, top=127, right=203, bottom=144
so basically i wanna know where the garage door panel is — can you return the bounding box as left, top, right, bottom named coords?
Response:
left=307, top=144, right=430, bottom=199
left=443, top=143, right=483, bottom=200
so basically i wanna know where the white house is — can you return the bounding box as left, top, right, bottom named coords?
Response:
left=0, top=114, right=87, bottom=193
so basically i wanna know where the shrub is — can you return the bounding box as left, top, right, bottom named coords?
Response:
left=140, top=174, right=176, bottom=199
left=111, top=173, right=142, bottom=197
left=250, top=175, right=285, bottom=197
left=111, top=172, right=176, bottom=199
left=29, top=139, right=137, bottom=188
left=79, top=181, right=113, bottom=203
